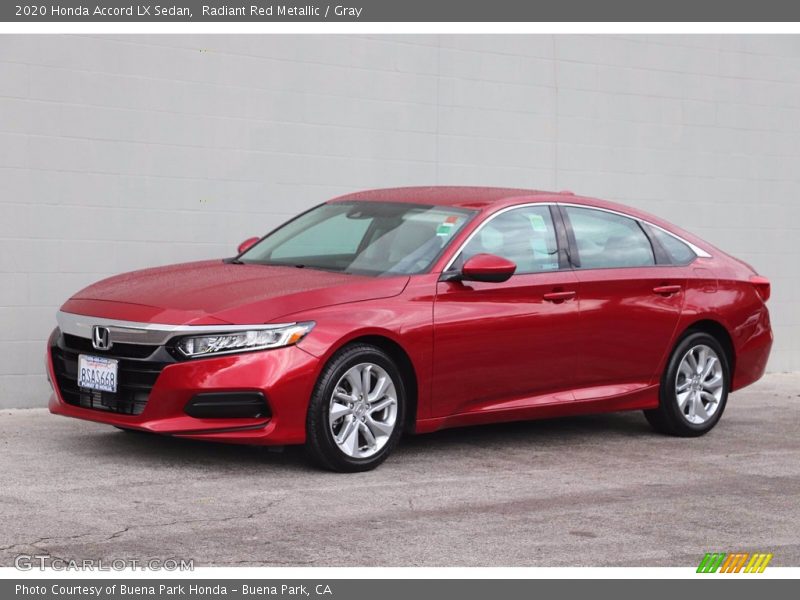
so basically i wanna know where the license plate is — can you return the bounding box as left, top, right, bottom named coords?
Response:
left=78, top=355, right=118, bottom=393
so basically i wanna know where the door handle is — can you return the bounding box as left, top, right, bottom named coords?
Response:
left=653, top=284, right=682, bottom=296
left=543, top=290, right=576, bottom=302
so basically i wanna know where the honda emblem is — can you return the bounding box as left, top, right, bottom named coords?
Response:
left=92, top=326, right=112, bottom=351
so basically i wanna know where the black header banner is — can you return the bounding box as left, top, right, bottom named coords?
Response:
left=3, top=0, right=800, bottom=22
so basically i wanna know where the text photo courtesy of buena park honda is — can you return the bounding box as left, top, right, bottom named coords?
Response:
left=1, top=34, right=799, bottom=568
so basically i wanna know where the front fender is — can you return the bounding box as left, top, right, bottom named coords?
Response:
left=290, top=282, right=435, bottom=420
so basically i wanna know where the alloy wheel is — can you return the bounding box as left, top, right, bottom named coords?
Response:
left=328, top=362, right=398, bottom=458
left=675, top=344, right=724, bottom=425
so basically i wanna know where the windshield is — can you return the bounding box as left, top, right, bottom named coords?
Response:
left=239, top=201, right=475, bottom=276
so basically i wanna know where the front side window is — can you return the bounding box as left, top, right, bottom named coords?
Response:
left=565, top=206, right=655, bottom=269
left=455, top=205, right=560, bottom=274
left=240, top=202, right=474, bottom=276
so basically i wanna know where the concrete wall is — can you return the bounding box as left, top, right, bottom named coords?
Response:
left=1, top=34, right=798, bottom=408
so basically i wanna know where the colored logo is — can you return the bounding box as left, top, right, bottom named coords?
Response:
left=697, top=552, right=773, bottom=573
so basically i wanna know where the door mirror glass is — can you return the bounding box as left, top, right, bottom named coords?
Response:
left=461, top=253, right=517, bottom=283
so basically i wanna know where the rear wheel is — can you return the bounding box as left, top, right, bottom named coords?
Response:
left=644, top=331, right=730, bottom=437
left=306, top=344, right=405, bottom=472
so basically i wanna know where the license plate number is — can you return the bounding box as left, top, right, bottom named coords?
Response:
left=78, top=355, right=118, bottom=393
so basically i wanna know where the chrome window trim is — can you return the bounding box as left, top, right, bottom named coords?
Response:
left=441, top=201, right=710, bottom=272
left=559, top=202, right=712, bottom=259
left=643, top=222, right=711, bottom=259
left=56, top=311, right=297, bottom=346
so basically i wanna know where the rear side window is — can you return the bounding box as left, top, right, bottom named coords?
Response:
left=565, top=206, right=655, bottom=269
left=648, top=226, right=696, bottom=265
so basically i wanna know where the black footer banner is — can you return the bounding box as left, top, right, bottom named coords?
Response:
left=3, top=579, right=796, bottom=600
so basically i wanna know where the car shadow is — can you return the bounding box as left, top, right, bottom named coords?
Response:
left=68, top=411, right=655, bottom=472
left=81, top=428, right=314, bottom=471
left=398, top=411, right=657, bottom=460
left=407, top=411, right=653, bottom=446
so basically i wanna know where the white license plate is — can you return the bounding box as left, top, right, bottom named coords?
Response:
left=78, top=355, right=118, bottom=393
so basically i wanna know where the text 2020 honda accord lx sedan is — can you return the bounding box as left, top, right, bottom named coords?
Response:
left=47, top=187, right=773, bottom=471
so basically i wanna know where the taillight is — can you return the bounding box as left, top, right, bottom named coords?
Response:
left=750, top=275, right=771, bottom=302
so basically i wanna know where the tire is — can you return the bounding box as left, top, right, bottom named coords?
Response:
left=306, top=344, right=406, bottom=472
left=644, top=331, right=730, bottom=437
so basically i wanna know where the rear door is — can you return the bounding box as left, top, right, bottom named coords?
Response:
left=432, top=204, right=580, bottom=417
left=560, top=205, right=685, bottom=398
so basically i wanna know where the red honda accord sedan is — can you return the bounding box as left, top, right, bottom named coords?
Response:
left=47, top=187, right=773, bottom=471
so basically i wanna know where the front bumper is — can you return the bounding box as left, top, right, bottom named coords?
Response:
left=47, top=331, right=320, bottom=445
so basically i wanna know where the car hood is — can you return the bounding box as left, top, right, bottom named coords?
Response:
left=61, top=260, right=409, bottom=325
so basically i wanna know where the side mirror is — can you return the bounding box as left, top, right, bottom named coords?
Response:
left=461, top=253, right=516, bottom=283
left=237, top=237, right=260, bottom=255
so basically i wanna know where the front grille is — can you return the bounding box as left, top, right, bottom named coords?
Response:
left=63, top=333, right=158, bottom=359
left=51, top=336, right=171, bottom=416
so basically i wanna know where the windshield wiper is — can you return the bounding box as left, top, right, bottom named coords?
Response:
left=226, top=260, right=349, bottom=274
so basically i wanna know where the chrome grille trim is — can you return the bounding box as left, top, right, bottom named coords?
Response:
left=56, top=311, right=296, bottom=346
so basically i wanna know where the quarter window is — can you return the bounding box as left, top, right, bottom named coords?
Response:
left=457, top=206, right=560, bottom=274
left=565, top=206, right=655, bottom=269
left=648, top=226, right=696, bottom=265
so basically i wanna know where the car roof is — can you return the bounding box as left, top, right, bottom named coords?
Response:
left=325, top=186, right=714, bottom=254
left=328, top=186, right=568, bottom=209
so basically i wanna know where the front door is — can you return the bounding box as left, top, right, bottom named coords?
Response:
left=432, top=205, right=581, bottom=417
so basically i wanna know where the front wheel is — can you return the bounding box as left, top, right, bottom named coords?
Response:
left=306, top=344, right=405, bottom=472
left=644, top=331, right=730, bottom=437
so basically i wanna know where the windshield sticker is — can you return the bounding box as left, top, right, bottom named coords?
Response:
left=436, top=216, right=462, bottom=237
left=528, top=213, right=548, bottom=232
left=436, top=223, right=454, bottom=237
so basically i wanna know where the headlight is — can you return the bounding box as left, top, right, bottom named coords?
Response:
left=175, top=322, right=314, bottom=358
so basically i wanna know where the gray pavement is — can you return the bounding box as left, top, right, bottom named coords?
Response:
left=1, top=374, right=798, bottom=567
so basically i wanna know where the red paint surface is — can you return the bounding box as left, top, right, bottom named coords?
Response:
left=49, top=187, right=773, bottom=444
